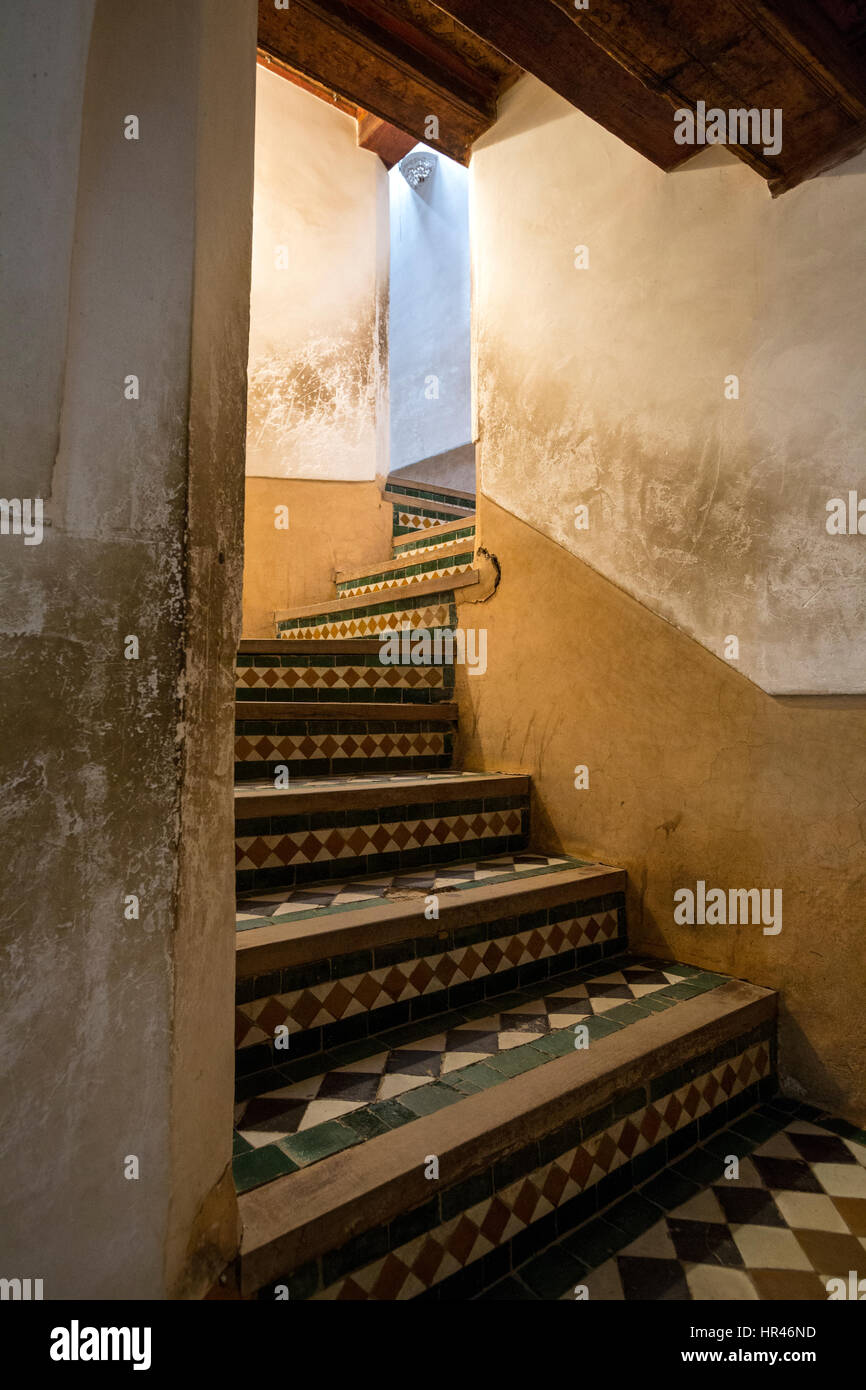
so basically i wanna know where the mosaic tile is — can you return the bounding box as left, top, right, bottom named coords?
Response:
left=392, top=525, right=476, bottom=560
left=235, top=902, right=623, bottom=1047
left=540, top=1114, right=866, bottom=1301
left=336, top=554, right=474, bottom=598
left=306, top=1040, right=772, bottom=1298
left=276, top=600, right=456, bottom=642
left=235, top=728, right=450, bottom=769
left=235, top=851, right=597, bottom=930
left=236, top=659, right=452, bottom=704
left=233, top=960, right=719, bottom=1151
left=384, top=483, right=475, bottom=512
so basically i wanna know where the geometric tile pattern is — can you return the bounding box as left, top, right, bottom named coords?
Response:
left=310, top=1041, right=772, bottom=1299
left=235, top=729, right=449, bottom=767
left=233, top=960, right=715, bottom=1154
left=392, top=525, right=476, bottom=560
left=276, top=601, right=455, bottom=642
left=451, top=1103, right=866, bottom=1303
left=393, top=510, right=468, bottom=536
left=235, top=852, right=586, bottom=929
left=235, top=906, right=622, bottom=1049
left=336, top=558, right=473, bottom=598
left=569, top=1112, right=866, bottom=1301
left=235, top=806, right=525, bottom=874
left=236, top=661, right=449, bottom=699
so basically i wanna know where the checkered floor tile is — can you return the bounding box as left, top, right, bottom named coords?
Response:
left=236, top=852, right=587, bottom=928
left=234, top=959, right=689, bottom=1149
left=483, top=1105, right=866, bottom=1301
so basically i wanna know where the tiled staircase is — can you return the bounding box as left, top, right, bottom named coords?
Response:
left=230, top=479, right=780, bottom=1300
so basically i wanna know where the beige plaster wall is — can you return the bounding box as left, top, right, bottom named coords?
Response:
left=471, top=76, right=866, bottom=696
left=243, top=478, right=392, bottom=636
left=246, top=67, right=389, bottom=482
left=0, top=0, right=255, bottom=1297
left=454, top=498, right=866, bottom=1123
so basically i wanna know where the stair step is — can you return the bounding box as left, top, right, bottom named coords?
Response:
left=384, top=483, right=475, bottom=539
left=273, top=572, right=478, bottom=641
left=385, top=489, right=475, bottom=537
left=234, top=771, right=531, bottom=895
left=235, top=970, right=777, bottom=1297
left=392, top=516, right=476, bottom=560
left=335, top=542, right=475, bottom=598
left=235, top=855, right=625, bottom=1071
left=237, top=639, right=455, bottom=706
left=384, top=480, right=476, bottom=512
left=235, top=706, right=458, bottom=781
left=482, top=1099, right=866, bottom=1301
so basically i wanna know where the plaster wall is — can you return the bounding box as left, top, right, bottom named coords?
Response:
left=0, top=0, right=255, bottom=1296
left=246, top=68, right=389, bottom=482
left=471, top=76, right=866, bottom=695
left=243, top=479, right=392, bottom=636
left=389, top=146, right=472, bottom=472
left=454, top=498, right=866, bottom=1123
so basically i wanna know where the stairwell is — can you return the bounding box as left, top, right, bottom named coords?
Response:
left=230, top=477, right=782, bottom=1300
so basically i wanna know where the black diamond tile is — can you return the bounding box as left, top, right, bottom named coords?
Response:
left=712, top=1184, right=787, bottom=1228
left=666, top=1218, right=745, bottom=1268
left=617, top=1256, right=691, bottom=1301
left=384, top=1049, right=443, bottom=1076
left=752, top=1156, right=824, bottom=1193
left=316, top=1071, right=381, bottom=1103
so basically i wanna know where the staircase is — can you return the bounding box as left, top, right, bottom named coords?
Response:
left=230, top=478, right=780, bottom=1299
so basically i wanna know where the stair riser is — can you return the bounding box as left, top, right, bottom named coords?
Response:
left=235, top=891, right=627, bottom=1077
left=235, top=719, right=455, bottom=782
left=275, top=595, right=457, bottom=642
left=392, top=524, right=476, bottom=560
left=235, top=794, right=530, bottom=894
left=384, top=483, right=476, bottom=513
left=237, top=655, right=455, bottom=705
left=247, top=1015, right=777, bottom=1299
left=336, top=552, right=474, bottom=598
left=393, top=508, right=468, bottom=536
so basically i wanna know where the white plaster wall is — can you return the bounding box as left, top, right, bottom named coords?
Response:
left=389, top=145, right=472, bottom=472
left=246, top=68, right=389, bottom=481
left=472, top=76, right=866, bottom=694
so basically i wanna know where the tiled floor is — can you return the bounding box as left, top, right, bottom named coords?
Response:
left=481, top=1101, right=866, bottom=1301
left=236, top=851, right=591, bottom=929
left=232, top=957, right=728, bottom=1187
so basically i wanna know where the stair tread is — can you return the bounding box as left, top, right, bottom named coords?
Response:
left=236, top=851, right=616, bottom=940
left=236, top=972, right=776, bottom=1293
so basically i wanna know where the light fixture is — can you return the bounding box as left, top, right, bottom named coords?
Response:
left=399, top=150, right=437, bottom=188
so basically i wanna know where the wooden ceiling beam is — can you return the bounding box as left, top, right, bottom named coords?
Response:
left=258, top=0, right=496, bottom=164
left=356, top=111, right=419, bottom=169
left=547, top=0, right=866, bottom=189
left=428, top=0, right=692, bottom=171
